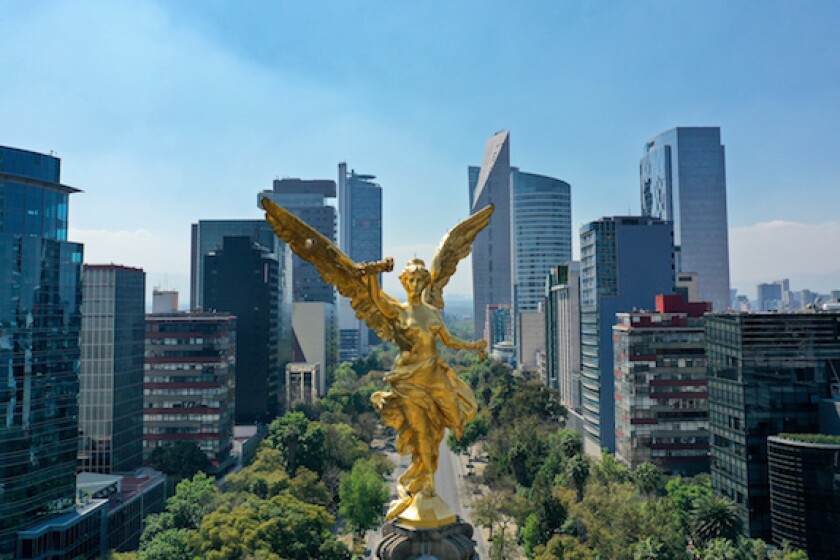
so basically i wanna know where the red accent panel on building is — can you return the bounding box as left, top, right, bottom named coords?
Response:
left=143, top=407, right=221, bottom=414
left=145, top=356, right=224, bottom=364
left=655, top=294, right=711, bottom=317
left=144, top=382, right=223, bottom=390
left=143, top=433, right=220, bottom=441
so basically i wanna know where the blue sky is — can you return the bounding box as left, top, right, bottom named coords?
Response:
left=2, top=1, right=839, bottom=301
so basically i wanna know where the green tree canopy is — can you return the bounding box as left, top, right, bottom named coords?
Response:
left=666, top=475, right=713, bottom=531
left=139, top=529, right=194, bottom=560
left=690, top=494, right=742, bottom=547
left=266, top=411, right=326, bottom=475
left=147, top=441, right=210, bottom=481
left=633, top=462, right=663, bottom=498
left=533, top=534, right=597, bottom=560
left=225, top=447, right=290, bottom=499
left=338, top=459, right=390, bottom=538
left=166, top=472, right=220, bottom=530
left=195, top=493, right=348, bottom=560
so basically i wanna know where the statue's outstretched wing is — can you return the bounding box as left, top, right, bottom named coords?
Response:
left=426, top=204, right=494, bottom=309
left=262, top=198, right=400, bottom=342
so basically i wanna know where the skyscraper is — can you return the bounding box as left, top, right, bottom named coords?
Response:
left=756, top=279, right=790, bottom=312
left=204, top=236, right=282, bottom=423
left=511, top=169, right=572, bottom=316
left=77, top=264, right=146, bottom=474
left=469, top=130, right=512, bottom=338
left=259, top=178, right=337, bottom=303
left=337, top=163, right=382, bottom=360
left=190, top=219, right=293, bottom=418
left=544, top=263, right=582, bottom=429
left=706, top=312, right=840, bottom=539
left=579, top=217, right=674, bottom=454
left=0, top=146, right=85, bottom=555
left=640, top=127, right=731, bottom=311
left=189, top=220, right=282, bottom=310
left=338, top=163, right=382, bottom=271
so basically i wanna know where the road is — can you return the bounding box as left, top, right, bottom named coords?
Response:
left=366, top=438, right=489, bottom=558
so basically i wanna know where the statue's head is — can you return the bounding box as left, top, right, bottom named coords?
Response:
left=399, top=258, right=431, bottom=297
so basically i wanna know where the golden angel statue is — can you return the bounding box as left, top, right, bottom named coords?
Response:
left=262, top=197, right=492, bottom=528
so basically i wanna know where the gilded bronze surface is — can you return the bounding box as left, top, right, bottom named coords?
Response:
left=262, top=198, right=492, bottom=528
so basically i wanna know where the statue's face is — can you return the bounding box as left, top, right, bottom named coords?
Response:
left=401, top=269, right=429, bottom=297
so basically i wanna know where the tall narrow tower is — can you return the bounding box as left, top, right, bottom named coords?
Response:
left=77, top=264, right=146, bottom=474
left=641, top=127, right=731, bottom=311
left=469, top=130, right=512, bottom=339
left=337, top=163, right=382, bottom=360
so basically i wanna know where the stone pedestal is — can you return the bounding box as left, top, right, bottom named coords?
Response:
left=376, top=519, right=478, bottom=560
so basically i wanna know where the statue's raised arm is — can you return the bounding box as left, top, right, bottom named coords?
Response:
left=261, top=197, right=400, bottom=341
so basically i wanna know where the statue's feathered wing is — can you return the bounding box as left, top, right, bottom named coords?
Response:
left=262, top=198, right=400, bottom=342
left=426, top=204, right=494, bottom=309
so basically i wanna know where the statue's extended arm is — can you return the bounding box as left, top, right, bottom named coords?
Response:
left=438, top=323, right=487, bottom=359
left=363, top=272, right=399, bottom=321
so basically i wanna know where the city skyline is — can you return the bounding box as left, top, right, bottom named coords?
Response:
left=2, top=1, right=840, bottom=301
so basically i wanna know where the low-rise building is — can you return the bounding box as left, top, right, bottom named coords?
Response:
left=77, top=469, right=166, bottom=553
left=16, top=501, right=108, bottom=560
left=285, top=362, right=322, bottom=408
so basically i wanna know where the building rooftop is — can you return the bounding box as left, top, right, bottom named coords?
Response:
left=773, top=434, right=840, bottom=446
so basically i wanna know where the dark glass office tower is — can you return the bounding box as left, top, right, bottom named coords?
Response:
left=706, top=312, right=840, bottom=539
left=0, top=146, right=84, bottom=555
left=189, top=220, right=282, bottom=311
left=204, top=236, right=280, bottom=423
left=77, top=264, right=146, bottom=474
left=190, top=220, right=293, bottom=415
left=579, top=216, right=675, bottom=454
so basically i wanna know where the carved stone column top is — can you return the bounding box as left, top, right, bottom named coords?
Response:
left=376, top=519, right=478, bottom=560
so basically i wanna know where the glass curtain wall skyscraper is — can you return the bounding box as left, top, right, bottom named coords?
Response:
left=337, top=163, right=382, bottom=360
left=204, top=236, right=282, bottom=423
left=77, top=264, right=146, bottom=474
left=706, top=312, right=840, bottom=540
left=190, top=220, right=281, bottom=311
left=511, top=169, right=572, bottom=316
left=0, top=146, right=84, bottom=555
left=579, top=217, right=675, bottom=454
left=640, top=127, right=731, bottom=311
left=190, top=220, right=292, bottom=420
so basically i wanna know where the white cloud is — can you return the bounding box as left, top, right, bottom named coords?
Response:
left=730, top=220, right=840, bottom=294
